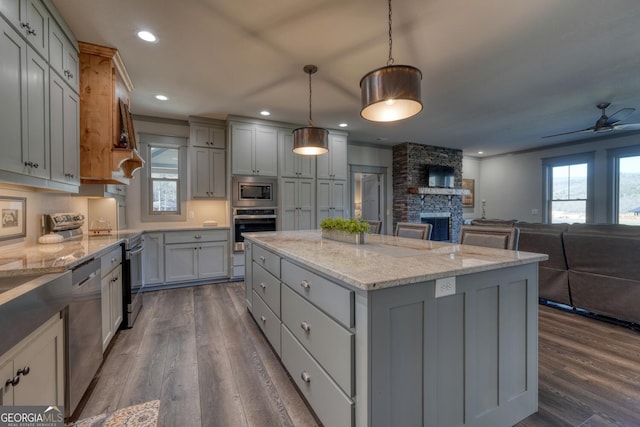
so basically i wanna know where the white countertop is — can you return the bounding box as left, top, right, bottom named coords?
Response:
left=244, top=230, right=548, bottom=291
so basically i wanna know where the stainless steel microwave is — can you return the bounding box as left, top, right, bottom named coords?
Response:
left=232, top=176, right=278, bottom=207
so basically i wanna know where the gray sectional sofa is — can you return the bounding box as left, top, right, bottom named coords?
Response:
left=474, top=220, right=640, bottom=325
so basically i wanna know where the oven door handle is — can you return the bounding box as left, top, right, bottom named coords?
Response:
left=129, top=246, right=144, bottom=256
left=233, top=215, right=277, bottom=220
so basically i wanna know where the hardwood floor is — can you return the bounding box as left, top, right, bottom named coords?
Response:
left=76, top=283, right=640, bottom=427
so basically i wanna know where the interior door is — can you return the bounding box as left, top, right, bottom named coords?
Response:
left=362, top=174, right=380, bottom=221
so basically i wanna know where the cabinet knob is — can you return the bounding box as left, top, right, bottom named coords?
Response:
left=260, top=282, right=266, bottom=290
left=300, top=321, right=311, bottom=333
left=194, top=235, right=201, bottom=239
left=17, top=366, right=30, bottom=376
left=300, top=280, right=310, bottom=290
left=259, top=256, right=265, bottom=263
left=260, top=316, right=266, bottom=323
left=300, top=371, right=311, bottom=384
left=5, top=376, right=19, bottom=387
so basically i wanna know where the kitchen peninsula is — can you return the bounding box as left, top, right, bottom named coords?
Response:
left=244, top=230, right=547, bottom=427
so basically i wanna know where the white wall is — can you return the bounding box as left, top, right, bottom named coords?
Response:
left=476, top=133, right=640, bottom=223
left=347, top=143, right=394, bottom=234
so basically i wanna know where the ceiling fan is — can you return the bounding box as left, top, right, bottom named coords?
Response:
left=542, top=102, right=640, bottom=139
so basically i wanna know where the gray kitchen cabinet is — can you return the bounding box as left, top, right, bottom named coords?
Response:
left=278, top=130, right=315, bottom=179
left=230, top=122, right=278, bottom=176
left=0, top=0, right=49, bottom=59
left=280, top=177, right=315, bottom=231
left=191, top=123, right=225, bottom=149
left=0, top=313, right=64, bottom=407
left=49, top=72, right=79, bottom=185
left=244, top=241, right=253, bottom=311
left=24, top=45, right=50, bottom=179
left=48, top=17, right=78, bottom=92
left=143, top=232, right=164, bottom=286
left=101, top=245, right=123, bottom=352
left=191, top=146, right=226, bottom=198
left=316, top=133, right=347, bottom=180
left=316, top=179, right=348, bottom=225
left=164, top=230, right=229, bottom=283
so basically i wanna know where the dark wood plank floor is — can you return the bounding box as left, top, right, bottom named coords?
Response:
left=76, top=283, right=640, bottom=427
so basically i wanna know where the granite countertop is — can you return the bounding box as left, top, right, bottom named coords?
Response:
left=244, top=230, right=548, bottom=291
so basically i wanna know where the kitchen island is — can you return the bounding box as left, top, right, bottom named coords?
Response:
left=244, top=230, right=547, bottom=427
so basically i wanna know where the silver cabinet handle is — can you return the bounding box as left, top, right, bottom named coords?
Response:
left=300, top=280, right=310, bottom=290
left=300, top=321, right=311, bottom=333
left=301, top=371, right=311, bottom=384
left=259, top=255, right=266, bottom=262
left=194, top=235, right=202, bottom=239
left=260, top=282, right=266, bottom=290
left=260, top=316, right=266, bottom=323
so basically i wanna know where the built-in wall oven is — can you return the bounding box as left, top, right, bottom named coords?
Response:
left=232, top=208, right=277, bottom=252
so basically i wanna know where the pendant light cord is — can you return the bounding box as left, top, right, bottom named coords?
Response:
left=387, top=0, right=394, bottom=66
left=308, top=70, right=314, bottom=126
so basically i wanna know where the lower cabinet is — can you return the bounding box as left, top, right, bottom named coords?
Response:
left=0, top=314, right=65, bottom=406
left=163, top=230, right=229, bottom=284
left=143, top=232, right=164, bottom=285
left=101, top=246, right=123, bottom=352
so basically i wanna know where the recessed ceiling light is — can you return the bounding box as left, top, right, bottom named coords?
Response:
left=137, top=31, right=157, bottom=42
left=260, top=110, right=270, bottom=116
left=155, top=94, right=168, bottom=101
left=478, top=151, right=484, bottom=155
left=339, top=123, right=348, bottom=128
left=376, top=137, right=388, bottom=141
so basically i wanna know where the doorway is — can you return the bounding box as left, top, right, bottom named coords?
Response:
left=351, top=166, right=387, bottom=234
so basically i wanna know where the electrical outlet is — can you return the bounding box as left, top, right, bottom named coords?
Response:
left=435, top=276, right=456, bottom=298
left=188, top=211, right=195, bottom=219
left=531, top=208, right=539, bottom=215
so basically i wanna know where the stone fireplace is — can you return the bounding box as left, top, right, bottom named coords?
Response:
left=393, top=142, right=464, bottom=242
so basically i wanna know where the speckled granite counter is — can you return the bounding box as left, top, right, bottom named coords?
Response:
left=244, top=230, right=547, bottom=291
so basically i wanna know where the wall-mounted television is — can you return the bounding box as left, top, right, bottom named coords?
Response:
left=427, top=165, right=455, bottom=188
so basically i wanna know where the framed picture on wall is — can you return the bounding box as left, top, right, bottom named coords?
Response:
left=0, top=197, right=26, bottom=240
left=462, top=179, right=475, bottom=208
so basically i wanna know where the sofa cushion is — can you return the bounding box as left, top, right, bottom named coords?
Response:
left=517, top=223, right=569, bottom=270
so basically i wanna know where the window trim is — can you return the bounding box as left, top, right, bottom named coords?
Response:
left=139, top=133, right=188, bottom=222
left=607, top=144, right=640, bottom=224
left=542, top=152, right=595, bottom=224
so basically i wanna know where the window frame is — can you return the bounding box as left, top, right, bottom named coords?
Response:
left=607, top=144, right=640, bottom=224
left=139, top=133, right=188, bottom=222
left=542, top=152, right=595, bottom=224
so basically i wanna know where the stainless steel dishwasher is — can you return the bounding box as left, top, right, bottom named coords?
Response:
left=66, top=257, right=102, bottom=418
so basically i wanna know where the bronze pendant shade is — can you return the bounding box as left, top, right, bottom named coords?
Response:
left=360, top=64, right=422, bottom=122
left=293, top=65, right=329, bottom=155
left=360, top=0, right=423, bottom=122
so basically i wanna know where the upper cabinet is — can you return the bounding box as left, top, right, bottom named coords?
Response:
left=230, top=121, right=278, bottom=177
left=191, top=123, right=225, bottom=149
left=79, top=42, right=143, bottom=184
left=190, top=119, right=226, bottom=199
left=48, top=17, right=78, bottom=92
left=278, top=130, right=315, bottom=179
left=0, top=0, right=49, bottom=59
left=316, top=133, right=348, bottom=180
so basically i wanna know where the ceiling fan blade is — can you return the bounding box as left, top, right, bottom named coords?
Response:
left=612, top=123, right=640, bottom=131
left=606, top=107, right=636, bottom=125
left=541, top=127, right=594, bottom=139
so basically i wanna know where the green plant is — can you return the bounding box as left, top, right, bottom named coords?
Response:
left=320, top=218, right=370, bottom=234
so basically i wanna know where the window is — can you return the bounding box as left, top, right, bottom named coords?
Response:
left=140, top=134, right=187, bottom=222
left=543, top=153, right=594, bottom=223
left=609, top=146, right=640, bottom=225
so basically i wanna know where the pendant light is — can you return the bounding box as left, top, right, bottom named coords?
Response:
left=360, top=0, right=423, bottom=122
left=293, top=65, right=329, bottom=155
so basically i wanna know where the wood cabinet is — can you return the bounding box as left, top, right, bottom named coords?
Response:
left=316, top=179, right=348, bottom=224
left=278, top=130, right=315, bottom=178
left=79, top=42, right=143, bottom=184
left=0, top=313, right=64, bottom=406
left=316, top=133, right=347, bottom=180
left=164, top=230, right=229, bottom=284
left=143, top=232, right=165, bottom=285
left=50, top=72, right=79, bottom=185
left=230, top=122, right=278, bottom=176
left=101, top=245, right=123, bottom=352
left=280, top=177, right=315, bottom=231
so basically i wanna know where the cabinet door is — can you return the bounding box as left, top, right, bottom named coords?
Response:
left=0, top=359, right=14, bottom=405
left=329, top=134, right=348, bottom=180
left=298, top=179, right=315, bottom=230
left=49, top=73, right=65, bottom=182
left=62, top=88, right=79, bottom=183
left=143, top=233, right=164, bottom=285
left=101, top=273, right=113, bottom=351
left=280, top=178, right=297, bottom=231
left=191, top=124, right=211, bottom=148
left=165, top=243, right=198, bottom=283
left=191, top=146, right=212, bottom=198
left=0, top=0, right=25, bottom=32
left=244, top=242, right=253, bottom=310
left=331, top=180, right=348, bottom=219
left=24, top=0, right=48, bottom=58
left=48, top=19, right=78, bottom=92
left=211, top=149, right=226, bottom=197
left=254, top=126, right=278, bottom=176
left=198, top=242, right=228, bottom=279
left=12, top=316, right=64, bottom=406
left=111, top=265, right=123, bottom=333
left=231, top=124, right=254, bottom=175
left=0, top=19, right=27, bottom=175
left=316, top=180, right=331, bottom=225
left=279, top=131, right=315, bottom=178
left=26, top=46, right=49, bottom=179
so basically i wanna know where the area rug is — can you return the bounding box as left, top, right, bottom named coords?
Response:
left=67, top=400, right=159, bottom=427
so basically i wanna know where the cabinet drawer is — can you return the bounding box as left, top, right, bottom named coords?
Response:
left=164, top=229, right=228, bottom=244
left=282, top=285, right=353, bottom=396
left=253, top=262, right=281, bottom=315
left=252, top=291, right=281, bottom=357
left=101, top=245, right=122, bottom=274
left=281, top=326, right=353, bottom=427
left=282, top=260, right=354, bottom=328
left=253, top=245, right=280, bottom=278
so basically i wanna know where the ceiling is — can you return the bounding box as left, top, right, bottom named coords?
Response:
left=52, top=0, right=640, bottom=157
